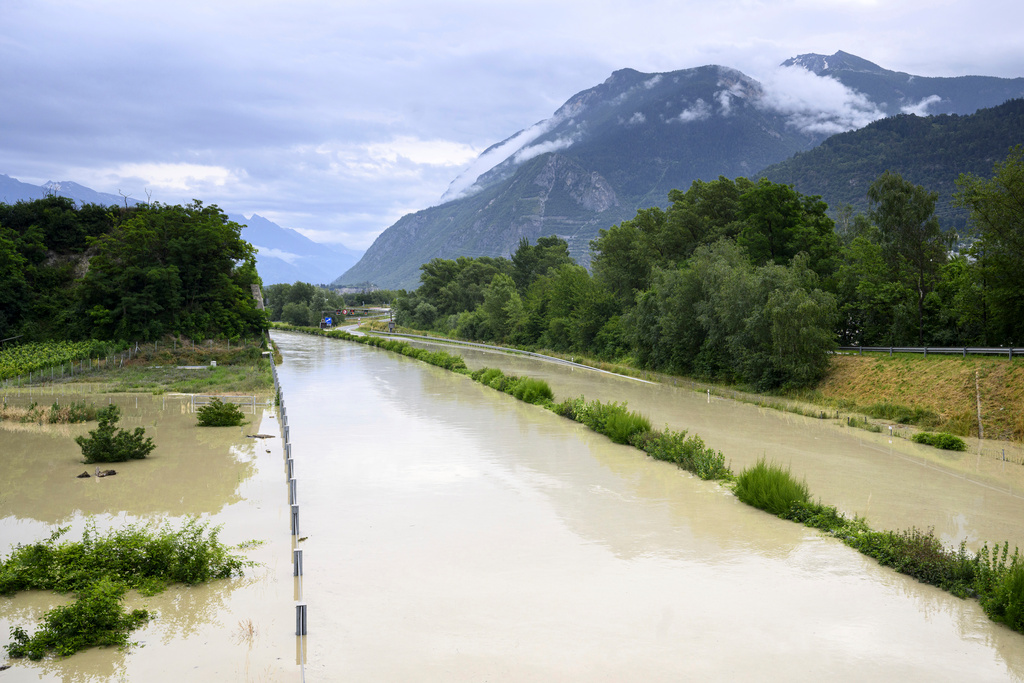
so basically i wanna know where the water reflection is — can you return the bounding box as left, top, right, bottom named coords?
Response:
left=271, top=331, right=1024, bottom=681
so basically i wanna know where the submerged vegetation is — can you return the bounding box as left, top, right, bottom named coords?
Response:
left=277, top=323, right=1024, bottom=635
left=75, top=404, right=156, bottom=463
left=1, top=520, right=251, bottom=660
left=196, top=397, right=248, bottom=427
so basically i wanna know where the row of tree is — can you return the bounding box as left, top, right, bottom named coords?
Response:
left=261, top=282, right=398, bottom=327
left=0, top=197, right=266, bottom=341
left=394, top=147, right=1024, bottom=390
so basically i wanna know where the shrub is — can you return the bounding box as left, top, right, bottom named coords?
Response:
left=982, top=561, right=1024, bottom=631
left=511, top=378, right=554, bottom=405
left=75, top=405, right=155, bottom=463
left=847, top=528, right=976, bottom=597
left=1, top=520, right=248, bottom=660
left=574, top=400, right=650, bottom=444
left=911, top=432, right=967, bottom=451
left=5, top=577, right=150, bottom=660
left=733, top=458, right=810, bottom=516
left=636, top=428, right=731, bottom=480
left=197, top=397, right=247, bottom=427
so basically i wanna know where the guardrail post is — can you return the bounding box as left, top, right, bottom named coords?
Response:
left=291, top=504, right=300, bottom=536
left=296, top=604, right=307, bottom=635
left=287, top=458, right=295, bottom=479
left=289, top=478, right=297, bottom=504
left=293, top=548, right=303, bottom=576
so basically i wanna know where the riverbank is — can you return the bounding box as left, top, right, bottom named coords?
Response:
left=350, top=321, right=1023, bottom=445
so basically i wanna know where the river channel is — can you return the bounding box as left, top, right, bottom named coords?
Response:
left=3, top=330, right=1024, bottom=681
left=271, top=330, right=1024, bottom=681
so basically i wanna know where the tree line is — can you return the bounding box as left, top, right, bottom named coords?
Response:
left=262, top=282, right=398, bottom=327
left=393, top=146, right=1024, bottom=390
left=0, top=197, right=265, bottom=342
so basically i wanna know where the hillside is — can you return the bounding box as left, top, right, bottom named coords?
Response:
left=759, top=99, right=1024, bottom=230
left=340, top=51, right=1024, bottom=290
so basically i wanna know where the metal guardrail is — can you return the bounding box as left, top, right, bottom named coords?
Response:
left=839, top=346, right=1023, bottom=359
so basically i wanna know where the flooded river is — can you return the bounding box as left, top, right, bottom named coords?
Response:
left=272, top=331, right=1024, bottom=681
left=3, top=330, right=1024, bottom=681
left=0, top=392, right=296, bottom=682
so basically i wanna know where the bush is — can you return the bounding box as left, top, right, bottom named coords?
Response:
left=511, top=378, right=554, bottom=405
left=911, top=431, right=967, bottom=451
left=636, top=429, right=731, bottom=480
left=574, top=400, right=650, bottom=444
left=847, top=528, right=977, bottom=597
left=5, top=577, right=149, bottom=660
left=75, top=405, right=155, bottom=463
left=733, top=458, right=810, bottom=516
left=196, top=397, right=247, bottom=427
left=1, top=520, right=248, bottom=659
left=982, top=561, right=1024, bottom=631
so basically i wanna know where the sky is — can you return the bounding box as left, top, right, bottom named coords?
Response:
left=2, top=0, right=1022, bottom=252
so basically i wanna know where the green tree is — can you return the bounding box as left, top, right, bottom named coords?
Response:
left=954, top=145, right=1024, bottom=344
left=867, top=171, right=947, bottom=344
left=78, top=202, right=265, bottom=340
left=75, top=405, right=156, bottom=463
left=510, top=236, right=574, bottom=291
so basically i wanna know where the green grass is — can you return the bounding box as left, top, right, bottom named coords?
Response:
left=733, top=458, right=810, bottom=516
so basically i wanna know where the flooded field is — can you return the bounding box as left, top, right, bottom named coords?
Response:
left=270, top=331, right=1024, bottom=681
left=0, top=391, right=297, bottom=682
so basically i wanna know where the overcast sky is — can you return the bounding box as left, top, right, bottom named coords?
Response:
left=2, top=0, right=1022, bottom=250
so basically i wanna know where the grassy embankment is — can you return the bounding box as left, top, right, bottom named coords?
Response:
left=355, top=321, right=1023, bottom=443
left=275, top=323, right=1024, bottom=634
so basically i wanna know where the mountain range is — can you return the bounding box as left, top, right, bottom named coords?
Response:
left=339, top=50, right=1024, bottom=290
left=0, top=173, right=361, bottom=285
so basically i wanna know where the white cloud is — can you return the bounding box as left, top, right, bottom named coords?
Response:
left=439, top=115, right=567, bottom=202
left=363, top=137, right=480, bottom=167
left=96, top=162, right=237, bottom=192
left=674, top=99, right=712, bottom=122
left=513, top=136, right=576, bottom=162
left=625, top=112, right=646, bottom=125
left=901, top=94, right=943, bottom=115
left=715, top=81, right=748, bottom=116
left=252, top=246, right=301, bottom=265
left=756, top=65, right=886, bottom=134
left=643, top=75, right=663, bottom=89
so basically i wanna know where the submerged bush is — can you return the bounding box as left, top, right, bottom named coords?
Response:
left=574, top=400, right=650, bottom=444
left=863, top=401, right=940, bottom=428
left=1, top=520, right=249, bottom=659
left=510, top=377, right=554, bottom=405
left=196, top=397, right=247, bottom=427
left=6, top=577, right=150, bottom=660
left=635, top=428, right=731, bottom=480
left=733, top=458, right=810, bottom=516
left=911, top=431, right=967, bottom=451
left=75, top=404, right=155, bottom=463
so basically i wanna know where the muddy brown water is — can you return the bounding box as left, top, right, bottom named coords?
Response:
left=3, top=331, right=1024, bottom=681
left=0, top=392, right=296, bottom=682
left=270, top=331, right=1024, bottom=681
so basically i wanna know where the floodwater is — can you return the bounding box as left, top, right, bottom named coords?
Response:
left=0, top=392, right=296, bottom=682
left=270, top=331, right=1024, bottom=681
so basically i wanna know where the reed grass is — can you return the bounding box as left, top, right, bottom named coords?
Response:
left=733, top=458, right=810, bottom=516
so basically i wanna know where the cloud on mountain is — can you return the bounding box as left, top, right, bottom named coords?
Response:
left=757, top=65, right=886, bottom=134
